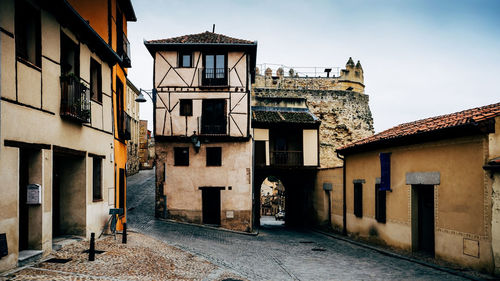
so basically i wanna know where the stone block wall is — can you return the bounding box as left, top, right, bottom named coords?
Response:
left=252, top=88, right=373, bottom=167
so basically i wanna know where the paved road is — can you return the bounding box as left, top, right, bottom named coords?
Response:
left=127, top=169, right=470, bottom=281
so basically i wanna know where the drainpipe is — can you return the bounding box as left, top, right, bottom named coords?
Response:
left=337, top=152, right=347, bottom=236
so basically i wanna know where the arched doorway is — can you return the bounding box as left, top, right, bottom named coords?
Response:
left=259, top=176, right=286, bottom=227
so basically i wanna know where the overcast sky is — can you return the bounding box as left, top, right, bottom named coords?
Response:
left=127, top=0, right=500, bottom=133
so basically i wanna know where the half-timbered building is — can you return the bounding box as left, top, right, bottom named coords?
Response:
left=144, top=31, right=257, bottom=232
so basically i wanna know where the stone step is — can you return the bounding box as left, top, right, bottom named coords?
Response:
left=17, top=250, right=43, bottom=267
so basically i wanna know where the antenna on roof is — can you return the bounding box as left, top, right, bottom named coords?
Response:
left=212, top=24, right=215, bottom=33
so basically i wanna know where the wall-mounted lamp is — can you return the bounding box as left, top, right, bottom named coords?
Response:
left=191, top=131, right=201, bottom=153
left=136, top=88, right=155, bottom=103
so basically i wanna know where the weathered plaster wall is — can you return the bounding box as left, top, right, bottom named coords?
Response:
left=312, top=167, right=343, bottom=230
left=489, top=117, right=500, bottom=275
left=155, top=141, right=253, bottom=232
left=344, top=135, right=493, bottom=272
left=253, top=88, right=373, bottom=168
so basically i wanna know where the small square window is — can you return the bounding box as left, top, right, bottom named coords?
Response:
left=179, top=52, right=192, bottom=68
left=174, top=147, right=189, bottom=166
left=206, top=147, right=222, bottom=166
left=179, top=99, right=193, bottom=116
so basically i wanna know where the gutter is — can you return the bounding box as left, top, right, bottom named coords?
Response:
left=337, top=151, right=347, bottom=236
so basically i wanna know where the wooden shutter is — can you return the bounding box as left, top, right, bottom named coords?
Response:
left=354, top=183, right=363, bottom=218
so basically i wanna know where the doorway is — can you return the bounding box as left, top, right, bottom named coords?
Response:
left=19, top=150, right=30, bottom=251
left=259, top=176, right=286, bottom=227
left=412, top=185, right=435, bottom=256
left=201, top=188, right=221, bottom=225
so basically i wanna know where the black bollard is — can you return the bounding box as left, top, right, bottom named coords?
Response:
left=122, top=223, right=127, bottom=244
left=89, top=232, right=95, bottom=261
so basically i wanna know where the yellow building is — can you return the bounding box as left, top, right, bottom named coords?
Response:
left=0, top=0, right=133, bottom=271
left=318, top=102, right=500, bottom=274
left=69, top=0, right=136, bottom=229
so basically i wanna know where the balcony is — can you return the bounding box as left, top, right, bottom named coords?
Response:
left=60, top=75, right=91, bottom=123
left=119, top=32, right=131, bottom=68
left=199, top=116, right=227, bottom=135
left=199, top=68, right=229, bottom=87
left=118, top=112, right=132, bottom=140
left=270, top=151, right=303, bottom=167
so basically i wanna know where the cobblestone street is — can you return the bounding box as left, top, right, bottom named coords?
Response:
left=126, top=169, right=478, bottom=281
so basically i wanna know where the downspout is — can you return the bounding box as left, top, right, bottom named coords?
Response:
left=337, top=151, right=347, bottom=236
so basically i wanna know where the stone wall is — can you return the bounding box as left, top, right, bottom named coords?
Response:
left=252, top=88, right=373, bottom=167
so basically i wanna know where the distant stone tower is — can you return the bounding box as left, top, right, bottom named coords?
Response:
left=337, top=57, right=364, bottom=93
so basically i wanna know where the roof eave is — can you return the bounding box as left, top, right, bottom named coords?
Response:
left=337, top=120, right=494, bottom=155
left=119, top=0, right=137, bottom=22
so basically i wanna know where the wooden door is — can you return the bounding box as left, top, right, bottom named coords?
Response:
left=202, top=188, right=221, bottom=225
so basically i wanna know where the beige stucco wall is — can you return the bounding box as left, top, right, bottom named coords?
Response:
left=312, top=167, right=343, bottom=229
left=0, top=1, right=114, bottom=271
left=489, top=117, right=500, bottom=275
left=157, top=141, right=253, bottom=231
left=343, top=135, right=493, bottom=272
left=303, top=129, right=318, bottom=166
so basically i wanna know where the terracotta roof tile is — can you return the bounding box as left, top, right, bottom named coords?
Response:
left=252, top=109, right=318, bottom=124
left=146, top=31, right=254, bottom=45
left=339, top=102, right=500, bottom=151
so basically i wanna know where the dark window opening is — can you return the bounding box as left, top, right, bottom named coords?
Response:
left=92, top=158, right=102, bottom=201
left=174, top=147, right=189, bottom=166
left=354, top=182, right=363, bottom=218
left=60, top=33, right=79, bottom=76
left=90, top=58, right=102, bottom=102
left=179, top=52, right=192, bottom=68
left=15, top=0, right=41, bottom=67
left=179, top=99, right=193, bottom=116
left=375, top=183, right=386, bottom=223
left=206, top=147, right=222, bottom=166
left=201, top=99, right=226, bottom=134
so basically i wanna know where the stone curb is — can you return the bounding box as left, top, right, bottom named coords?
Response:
left=157, top=218, right=259, bottom=236
left=312, top=229, right=494, bottom=281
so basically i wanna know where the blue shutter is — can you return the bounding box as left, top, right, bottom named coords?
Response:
left=380, top=153, right=391, bottom=191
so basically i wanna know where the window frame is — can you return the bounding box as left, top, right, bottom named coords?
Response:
left=90, top=58, right=102, bottom=103
left=15, top=0, right=41, bottom=68
left=178, top=51, right=193, bottom=68
left=179, top=99, right=193, bottom=116
left=174, top=147, right=189, bottom=166
left=206, top=147, right=222, bottom=166
left=92, top=157, right=103, bottom=202
left=60, top=32, right=80, bottom=76
left=354, top=182, right=363, bottom=218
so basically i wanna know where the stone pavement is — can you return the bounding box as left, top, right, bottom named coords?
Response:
left=0, top=232, right=245, bottom=281
left=126, top=169, right=486, bottom=281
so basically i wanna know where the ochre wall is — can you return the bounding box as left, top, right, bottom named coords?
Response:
left=344, top=135, right=492, bottom=272
left=312, top=167, right=343, bottom=229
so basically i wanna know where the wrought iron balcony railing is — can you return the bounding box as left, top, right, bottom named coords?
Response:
left=118, top=112, right=132, bottom=140
left=199, top=68, right=229, bottom=87
left=60, top=75, right=91, bottom=123
left=119, top=32, right=131, bottom=68
left=270, top=151, right=303, bottom=167
left=199, top=116, right=228, bottom=135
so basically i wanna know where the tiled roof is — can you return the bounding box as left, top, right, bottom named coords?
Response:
left=252, top=109, right=318, bottom=124
left=339, top=102, right=500, bottom=151
left=146, top=31, right=254, bottom=45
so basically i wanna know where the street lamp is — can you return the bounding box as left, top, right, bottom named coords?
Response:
left=136, top=88, right=155, bottom=103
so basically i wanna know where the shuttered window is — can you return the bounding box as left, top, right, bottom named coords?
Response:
left=375, top=184, right=386, bottom=223
left=354, top=182, right=363, bottom=218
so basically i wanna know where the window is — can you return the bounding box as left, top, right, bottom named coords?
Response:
left=201, top=99, right=226, bottom=134
left=174, top=147, right=189, bottom=166
left=375, top=183, right=386, bottom=223
left=92, top=158, right=102, bottom=201
left=202, top=54, right=227, bottom=86
left=354, top=182, right=363, bottom=218
left=90, top=58, right=102, bottom=102
left=179, top=52, right=192, bottom=68
left=60, top=32, right=79, bottom=76
left=15, top=0, right=41, bottom=67
left=179, top=99, right=193, bottom=116
left=206, top=147, right=222, bottom=166
left=116, top=78, right=124, bottom=136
